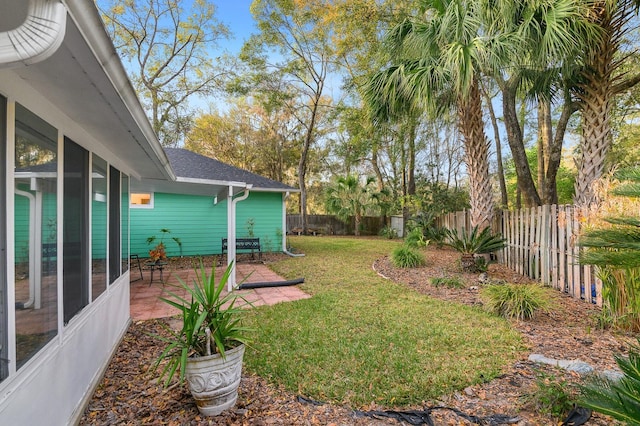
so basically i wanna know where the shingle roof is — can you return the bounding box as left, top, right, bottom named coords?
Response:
left=165, top=148, right=297, bottom=192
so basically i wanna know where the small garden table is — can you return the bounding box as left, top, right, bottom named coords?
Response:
left=145, top=260, right=168, bottom=284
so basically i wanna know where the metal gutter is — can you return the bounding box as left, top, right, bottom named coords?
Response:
left=0, top=0, right=67, bottom=68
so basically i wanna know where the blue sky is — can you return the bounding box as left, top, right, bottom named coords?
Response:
left=213, top=0, right=256, bottom=53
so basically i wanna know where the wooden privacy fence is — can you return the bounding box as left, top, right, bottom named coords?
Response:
left=436, top=206, right=602, bottom=306
left=287, top=214, right=385, bottom=236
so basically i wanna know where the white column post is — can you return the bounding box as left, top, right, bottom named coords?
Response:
left=226, top=185, right=236, bottom=291
left=282, top=192, right=289, bottom=253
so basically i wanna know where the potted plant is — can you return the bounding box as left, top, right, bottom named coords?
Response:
left=153, top=260, right=251, bottom=416
left=444, top=226, right=506, bottom=273
left=147, top=228, right=182, bottom=261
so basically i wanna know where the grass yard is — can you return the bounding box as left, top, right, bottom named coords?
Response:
left=243, top=236, right=523, bottom=408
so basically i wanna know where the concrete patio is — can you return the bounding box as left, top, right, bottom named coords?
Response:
left=130, top=262, right=310, bottom=320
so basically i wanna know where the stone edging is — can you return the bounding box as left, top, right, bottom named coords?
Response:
left=528, top=354, right=623, bottom=381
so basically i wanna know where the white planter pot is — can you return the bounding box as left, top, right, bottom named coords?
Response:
left=185, top=344, right=245, bottom=416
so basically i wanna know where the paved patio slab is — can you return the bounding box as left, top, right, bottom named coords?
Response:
left=130, top=263, right=310, bottom=320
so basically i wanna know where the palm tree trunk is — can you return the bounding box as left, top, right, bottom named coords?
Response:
left=574, top=13, right=615, bottom=208
left=457, top=79, right=494, bottom=230
left=537, top=99, right=551, bottom=201
left=574, top=0, right=640, bottom=208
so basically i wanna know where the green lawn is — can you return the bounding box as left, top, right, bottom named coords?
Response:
left=243, top=236, right=522, bottom=408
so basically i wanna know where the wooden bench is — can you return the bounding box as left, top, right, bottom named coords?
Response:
left=221, top=238, right=261, bottom=260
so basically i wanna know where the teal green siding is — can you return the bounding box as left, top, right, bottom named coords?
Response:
left=14, top=194, right=30, bottom=264
left=235, top=192, right=284, bottom=253
left=129, top=191, right=284, bottom=259
left=91, top=198, right=107, bottom=259
left=15, top=190, right=58, bottom=264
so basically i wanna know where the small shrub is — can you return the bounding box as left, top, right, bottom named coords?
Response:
left=474, top=256, right=489, bottom=272
left=379, top=226, right=399, bottom=239
left=481, top=283, right=552, bottom=320
left=405, top=227, right=429, bottom=248
left=524, top=371, right=577, bottom=420
left=596, top=266, right=640, bottom=332
left=431, top=276, right=465, bottom=289
left=424, top=226, right=448, bottom=247
left=391, top=245, right=425, bottom=268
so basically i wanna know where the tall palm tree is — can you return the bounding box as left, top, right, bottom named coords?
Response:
left=364, top=0, right=495, bottom=229
left=480, top=0, right=599, bottom=207
left=574, top=0, right=640, bottom=208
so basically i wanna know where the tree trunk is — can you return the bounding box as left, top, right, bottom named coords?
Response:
left=544, top=87, right=578, bottom=205
left=501, top=78, right=542, bottom=207
left=457, top=79, right=494, bottom=230
left=537, top=99, right=551, bottom=200
left=574, top=12, right=615, bottom=208
left=298, top=91, right=321, bottom=234
left=574, top=2, right=640, bottom=208
left=407, top=117, right=417, bottom=198
left=354, top=213, right=361, bottom=237
left=481, top=82, right=508, bottom=209
left=371, top=145, right=384, bottom=191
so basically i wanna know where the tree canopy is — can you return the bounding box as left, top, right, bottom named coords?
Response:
left=103, top=0, right=640, bottom=222
left=99, top=0, right=231, bottom=146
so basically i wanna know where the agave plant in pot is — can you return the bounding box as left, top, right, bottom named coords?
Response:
left=153, top=260, right=251, bottom=416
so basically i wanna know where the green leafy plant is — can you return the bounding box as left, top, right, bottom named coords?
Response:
left=596, top=267, right=640, bottom=332
left=147, top=228, right=182, bottom=258
left=474, top=256, right=489, bottom=273
left=424, top=226, right=448, bottom=248
left=480, top=283, right=552, bottom=320
left=379, top=226, right=399, bottom=239
left=391, top=245, right=425, bottom=268
left=578, top=338, right=640, bottom=424
left=325, top=175, right=386, bottom=236
left=431, top=276, right=465, bottom=289
left=153, top=260, right=251, bottom=386
left=445, top=226, right=506, bottom=272
left=405, top=227, right=429, bottom=248
left=524, top=371, right=577, bottom=419
left=246, top=218, right=255, bottom=237
left=579, top=168, right=640, bottom=332
left=262, top=235, right=273, bottom=252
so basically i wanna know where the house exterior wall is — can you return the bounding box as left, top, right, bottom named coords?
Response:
left=130, top=191, right=284, bottom=258
left=0, top=69, right=133, bottom=425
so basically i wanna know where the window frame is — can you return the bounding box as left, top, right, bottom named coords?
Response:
left=130, top=192, right=154, bottom=209
left=0, top=95, right=7, bottom=382
left=108, top=166, right=121, bottom=284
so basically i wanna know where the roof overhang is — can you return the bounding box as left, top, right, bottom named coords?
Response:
left=131, top=177, right=251, bottom=199
left=1, top=0, right=174, bottom=182
left=250, top=187, right=301, bottom=193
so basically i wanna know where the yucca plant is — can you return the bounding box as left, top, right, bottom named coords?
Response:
left=481, top=283, right=552, bottom=320
left=578, top=339, right=640, bottom=425
left=152, top=260, right=251, bottom=386
left=445, top=226, right=506, bottom=272
left=391, top=245, right=426, bottom=268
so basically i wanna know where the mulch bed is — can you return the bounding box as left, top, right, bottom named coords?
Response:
left=80, top=247, right=633, bottom=425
